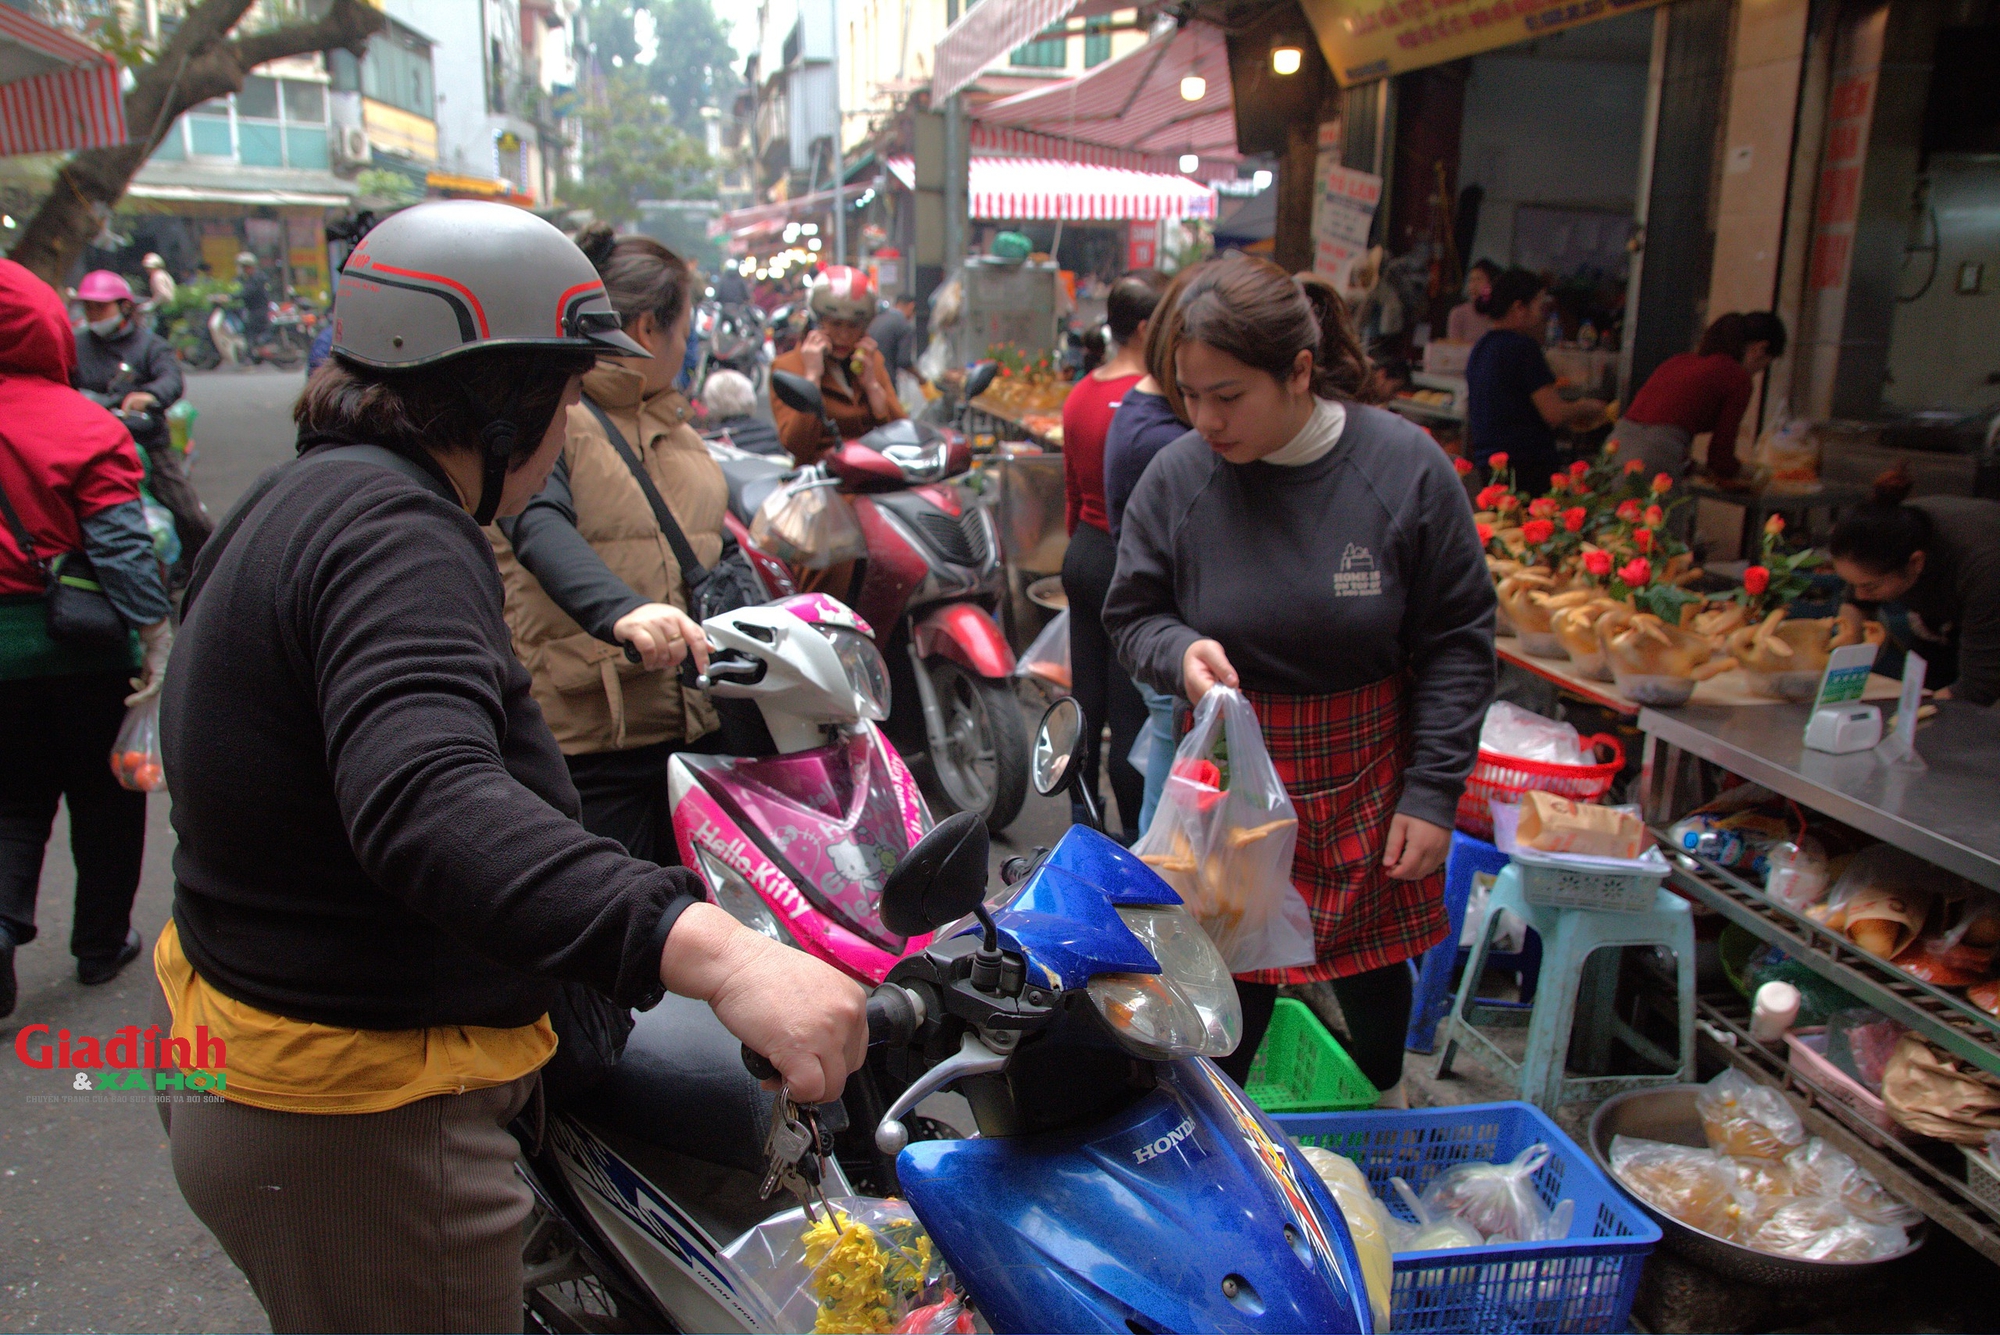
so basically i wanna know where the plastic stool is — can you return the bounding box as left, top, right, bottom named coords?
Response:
left=1406, top=830, right=1511, bottom=1053
left=1435, top=863, right=1695, bottom=1111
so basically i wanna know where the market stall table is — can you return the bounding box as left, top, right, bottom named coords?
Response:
left=1496, top=634, right=1901, bottom=717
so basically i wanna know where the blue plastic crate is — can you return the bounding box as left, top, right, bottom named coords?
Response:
left=1278, top=1101, right=1659, bottom=1334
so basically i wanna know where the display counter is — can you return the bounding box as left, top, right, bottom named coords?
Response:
left=1497, top=634, right=1900, bottom=718
left=1635, top=699, right=2000, bottom=1263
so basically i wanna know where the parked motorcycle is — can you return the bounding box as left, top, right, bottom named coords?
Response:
left=517, top=698, right=1374, bottom=1334
left=759, top=366, right=1028, bottom=833
left=207, top=297, right=305, bottom=370
left=691, top=299, right=766, bottom=400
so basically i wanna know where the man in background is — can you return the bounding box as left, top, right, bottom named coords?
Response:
left=869, top=292, right=921, bottom=412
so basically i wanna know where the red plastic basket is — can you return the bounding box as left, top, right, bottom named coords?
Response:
left=1455, top=733, right=1626, bottom=839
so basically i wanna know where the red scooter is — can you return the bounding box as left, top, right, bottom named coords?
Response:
left=717, top=366, right=1028, bottom=832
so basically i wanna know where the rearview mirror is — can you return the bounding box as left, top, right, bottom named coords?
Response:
left=772, top=369, right=825, bottom=416
left=1033, top=696, right=1085, bottom=798
left=962, top=360, right=1000, bottom=400
left=880, top=811, right=990, bottom=937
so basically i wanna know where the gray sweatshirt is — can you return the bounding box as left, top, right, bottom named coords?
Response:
left=1103, top=401, right=1496, bottom=827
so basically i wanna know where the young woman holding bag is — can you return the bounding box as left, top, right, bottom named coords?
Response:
left=1104, top=256, right=1496, bottom=1102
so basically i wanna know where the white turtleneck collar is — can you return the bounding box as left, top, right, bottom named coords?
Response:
left=1260, top=397, right=1347, bottom=467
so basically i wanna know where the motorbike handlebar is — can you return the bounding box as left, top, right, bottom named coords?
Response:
left=740, top=984, right=923, bottom=1084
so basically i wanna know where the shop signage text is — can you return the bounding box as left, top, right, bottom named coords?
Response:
left=1301, top=0, right=1672, bottom=86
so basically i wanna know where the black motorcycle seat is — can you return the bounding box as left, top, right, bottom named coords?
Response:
left=576, top=991, right=845, bottom=1176
left=716, top=453, right=788, bottom=526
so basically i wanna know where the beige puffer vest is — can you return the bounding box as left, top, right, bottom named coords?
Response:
left=490, top=363, right=727, bottom=755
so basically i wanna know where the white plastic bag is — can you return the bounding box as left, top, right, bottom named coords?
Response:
left=724, top=1197, right=950, bottom=1334
left=1479, top=701, right=1587, bottom=765
left=1013, top=610, right=1071, bottom=689
left=751, top=479, right=867, bottom=569
left=1133, top=686, right=1315, bottom=973
left=110, top=693, right=164, bottom=793
left=1418, top=1143, right=1554, bottom=1244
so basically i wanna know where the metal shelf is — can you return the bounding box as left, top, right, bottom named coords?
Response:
left=1661, top=845, right=2000, bottom=1080
left=1693, top=999, right=2000, bottom=1267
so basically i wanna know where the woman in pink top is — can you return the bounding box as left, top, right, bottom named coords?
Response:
left=1612, top=311, right=1786, bottom=485
left=1060, top=270, right=1166, bottom=837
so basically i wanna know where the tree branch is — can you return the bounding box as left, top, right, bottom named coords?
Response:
left=7, top=0, right=386, bottom=286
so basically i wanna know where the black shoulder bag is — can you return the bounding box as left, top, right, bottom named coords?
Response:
left=0, top=450, right=131, bottom=650
left=583, top=398, right=765, bottom=621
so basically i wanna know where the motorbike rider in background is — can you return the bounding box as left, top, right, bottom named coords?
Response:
left=71, top=269, right=210, bottom=568
left=769, top=265, right=905, bottom=465
left=232, top=250, right=274, bottom=354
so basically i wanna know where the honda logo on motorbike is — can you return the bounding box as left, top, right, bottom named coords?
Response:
left=1133, top=1116, right=1198, bottom=1166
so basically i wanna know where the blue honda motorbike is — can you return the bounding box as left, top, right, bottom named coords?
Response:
left=519, top=696, right=1372, bottom=1333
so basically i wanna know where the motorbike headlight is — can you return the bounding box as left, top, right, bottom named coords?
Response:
left=822, top=626, right=891, bottom=721
left=1087, top=905, right=1242, bottom=1060
left=696, top=850, right=801, bottom=949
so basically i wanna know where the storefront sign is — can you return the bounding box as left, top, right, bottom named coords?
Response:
left=1128, top=220, right=1159, bottom=269
left=1809, top=72, right=1877, bottom=291
left=1311, top=159, right=1381, bottom=289
left=1300, top=0, right=1671, bottom=86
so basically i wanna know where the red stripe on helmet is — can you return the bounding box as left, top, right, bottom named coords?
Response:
left=368, top=260, right=491, bottom=339
left=555, top=280, right=604, bottom=333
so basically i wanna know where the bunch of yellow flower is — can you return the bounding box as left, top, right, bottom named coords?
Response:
left=801, top=1207, right=937, bottom=1335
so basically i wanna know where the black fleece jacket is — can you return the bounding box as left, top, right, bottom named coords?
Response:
left=160, top=450, right=699, bottom=1030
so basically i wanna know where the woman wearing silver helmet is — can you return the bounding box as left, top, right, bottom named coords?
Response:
left=153, top=201, right=867, bottom=1332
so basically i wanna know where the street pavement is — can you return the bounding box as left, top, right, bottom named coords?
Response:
left=0, top=362, right=1075, bottom=1333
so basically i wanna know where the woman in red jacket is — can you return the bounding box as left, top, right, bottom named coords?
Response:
left=1611, top=312, right=1785, bottom=486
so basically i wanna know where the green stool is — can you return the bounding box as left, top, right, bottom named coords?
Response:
left=1435, top=863, right=1695, bottom=1111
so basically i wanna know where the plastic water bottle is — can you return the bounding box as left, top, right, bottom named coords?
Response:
left=1668, top=815, right=1744, bottom=867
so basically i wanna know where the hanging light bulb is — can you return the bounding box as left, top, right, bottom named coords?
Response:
left=1271, top=46, right=1302, bottom=75
left=1179, top=72, right=1206, bottom=101
left=1179, top=153, right=1199, bottom=173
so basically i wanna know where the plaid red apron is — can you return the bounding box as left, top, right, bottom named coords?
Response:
left=1235, top=675, right=1448, bottom=986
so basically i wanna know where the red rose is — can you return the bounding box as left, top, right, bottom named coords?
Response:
left=1584, top=549, right=1613, bottom=577
left=1475, top=485, right=1507, bottom=510
left=1620, top=557, right=1653, bottom=586
left=1549, top=473, right=1570, bottom=493
left=1615, top=499, right=1642, bottom=523
left=1476, top=522, right=1495, bottom=546
left=1453, top=455, right=1474, bottom=475
left=1570, top=460, right=1591, bottom=478
left=1651, top=472, right=1674, bottom=494
left=1743, top=565, right=1771, bottom=595
left=1765, top=513, right=1786, bottom=536
left=1633, top=528, right=1654, bottom=553
left=1489, top=452, right=1510, bottom=470
left=1521, top=518, right=1556, bottom=545
left=1644, top=504, right=1664, bottom=526
left=1624, top=459, right=1646, bottom=475
left=1497, top=493, right=1520, bottom=513
left=1563, top=506, right=1588, bottom=533
left=1528, top=497, right=1558, bottom=519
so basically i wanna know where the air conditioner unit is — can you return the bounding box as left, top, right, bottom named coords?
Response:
left=335, top=125, right=371, bottom=166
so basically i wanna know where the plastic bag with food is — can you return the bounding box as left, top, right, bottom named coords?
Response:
left=110, top=693, right=165, bottom=793
left=1881, top=1032, right=2000, bottom=1145
left=1388, top=1176, right=1484, bottom=1251
left=1516, top=793, right=1646, bottom=860
left=1013, top=610, right=1071, bottom=689
left=1807, top=845, right=1936, bottom=959
left=1696, top=1068, right=1805, bottom=1159
left=751, top=480, right=868, bottom=569
left=725, top=1198, right=950, bottom=1335
left=1608, top=1136, right=1749, bottom=1240
left=1478, top=700, right=1588, bottom=765
left=1825, top=1009, right=1908, bottom=1094
left=1294, top=1146, right=1392, bottom=1330
left=1132, top=686, right=1314, bottom=973
left=1741, top=1197, right=1904, bottom=1261
left=1418, top=1143, right=1554, bottom=1244
left=1782, top=1138, right=1921, bottom=1228
left=1764, top=838, right=1831, bottom=911
left=1897, top=890, right=2000, bottom=987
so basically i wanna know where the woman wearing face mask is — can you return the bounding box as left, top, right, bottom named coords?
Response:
left=491, top=223, right=729, bottom=870
left=1830, top=466, right=2000, bottom=708
left=1104, top=255, right=1496, bottom=1104
left=769, top=265, right=905, bottom=464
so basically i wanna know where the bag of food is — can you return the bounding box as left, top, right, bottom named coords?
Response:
left=1516, top=793, right=1646, bottom=860
left=1743, top=1198, right=1905, bottom=1261
left=1807, top=844, right=1935, bottom=959
left=1696, top=1068, right=1805, bottom=1160
left=726, top=1198, right=952, bottom=1335
left=751, top=479, right=867, bottom=569
left=109, top=693, right=165, bottom=793
left=1418, top=1143, right=1555, bottom=1244
left=1013, top=610, right=1071, bottom=689
left=1133, top=687, right=1314, bottom=973
left=1782, top=1138, right=1920, bottom=1228
left=1764, top=838, right=1831, bottom=912
left=1825, top=1008, right=1907, bottom=1094
left=1608, top=1136, right=1750, bottom=1240
left=1881, top=1033, right=2000, bottom=1144
left=1898, top=891, right=2000, bottom=986
left=1295, top=1146, right=1392, bottom=1329
left=1388, top=1176, right=1484, bottom=1251
left=1478, top=700, right=1588, bottom=765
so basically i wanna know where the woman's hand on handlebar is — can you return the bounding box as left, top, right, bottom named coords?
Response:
left=613, top=603, right=709, bottom=674
left=1182, top=638, right=1239, bottom=705
left=660, top=903, right=868, bottom=1104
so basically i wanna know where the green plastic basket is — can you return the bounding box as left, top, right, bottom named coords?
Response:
left=1243, top=997, right=1379, bottom=1113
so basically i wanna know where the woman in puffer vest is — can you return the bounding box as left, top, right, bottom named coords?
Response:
left=491, top=223, right=729, bottom=867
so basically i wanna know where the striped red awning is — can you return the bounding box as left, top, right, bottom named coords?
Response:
left=976, top=22, right=1239, bottom=172
left=0, top=6, right=127, bottom=157
left=886, top=156, right=1214, bottom=222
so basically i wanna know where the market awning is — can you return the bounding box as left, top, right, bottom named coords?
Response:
left=711, top=175, right=886, bottom=241
left=975, top=22, right=1240, bottom=172
left=932, top=0, right=1134, bottom=101
left=124, top=183, right=353, bottom=208
left=886, top=156, right=1213, bottom=221
left=0, top=5, right=126, bottom=157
